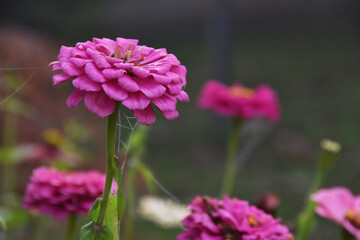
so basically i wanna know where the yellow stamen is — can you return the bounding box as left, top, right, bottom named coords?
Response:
left=229, top=86, right=254, bottom=99
left=248, top=215, right=258, bottom=227
left=345, top=210, right=360, bottom=229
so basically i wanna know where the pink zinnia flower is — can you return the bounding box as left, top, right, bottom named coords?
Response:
left=197, top=80, right=280, bottom=122
left=177, top=196, right=293, bottom=240
left=312, top=187, right=360, bottom=239
left=50, top=37, right=189, bottom=125
left=23, top=167, right=117, bottom=219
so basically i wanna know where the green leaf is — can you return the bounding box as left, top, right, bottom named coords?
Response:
left=80, top=222, right=113, bottom=240
left=0, top=215, right=6, bottom=232
left=113, top=164, right=126, bottom=222
left=105, top=195, right=118, bottom=239
left=88, top=198, right=101, bottom=222
left=82, top=195, right=118, bottom=240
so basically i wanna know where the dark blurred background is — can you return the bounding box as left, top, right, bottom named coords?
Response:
left=0, top=0, right=360, bottom=239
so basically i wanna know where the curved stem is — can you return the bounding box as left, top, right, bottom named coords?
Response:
left=296, top=147, right=339, bottom=240
left=96, top=104, right=119, bottom=227
left=220, top=117, right=242, bottom=197
left=65, top=214, right=77, bottom=240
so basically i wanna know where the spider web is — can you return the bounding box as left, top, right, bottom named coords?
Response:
left=114, top=110, right=181, bottom=203
left=115, top=109, right=138, bottom=173
left=0, top=66, right=182, bottom=203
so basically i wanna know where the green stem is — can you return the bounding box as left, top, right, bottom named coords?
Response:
left=296, top=150, right=337, bottom=240
left=124, top=158, right=137, bottom=240
left=95, top=105, right=119, bottom=227
left=2, top=111, right=17, bottom=194
left=65, top=214, right=77, bottom=240
left=296, top=167, right=325, bottom=240
left=220, top=117, right=242, bottom=197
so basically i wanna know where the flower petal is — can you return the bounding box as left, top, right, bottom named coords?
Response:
left=61, top=62, right=83, bottom=76
left=102, top=69, right=126, bottom=79
left=152, top=94, right=176, bottom=112
left=86, top=48, right=111, bottom=69
left=122, top=92, right=150, bottom=110
left=70, top=57, right=91, bottom=67
left=84, top=92, right=116, bottom=118
left=177, top=91, right=190, bottom=102
left=73, top=76, right=102, bottom=91
left=136, top=77, right=166, bottom=98
left=132, top=66, right=150, bottom=78
left=170, top=65, right=187, bottom=85
left=118, top=74, right=139, bottom=92
left=66, top=89, right=86, bottom=107
left=102, top=81, right=128, bottom=101
left=151, top=73, right=172, bottom=84
left=84, top=62, right=106, bottom=83
left=53, top=73, right=71, bottom=85
left=114, top=62, right=133, bottom=70
left=162, top=110, right=179, bottom=120
left=132, top=105, right=156, bottom=125
left=165, top=71, right=181, bottom=83
left=167, top=83, right=182, bottom=95
left=58, top=46, right=72, bottom=60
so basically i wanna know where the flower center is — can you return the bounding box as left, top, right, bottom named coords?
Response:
left=345, top=210, right=360, bottom=228
left=229, top=86, right=254, bottom=99
left=110, top=43, right=135, bottom=61
left=110, top=44, right=145, bottom=67
left=248, top=214, right=263, bottom=227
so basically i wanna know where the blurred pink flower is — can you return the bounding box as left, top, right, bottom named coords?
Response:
left=197, top=80, right=280, bottom=122
left=312, top=187, right=360, bottom=239
left=50, top=37, right=189, bottom=125
left=177, top=196, right=293, bottom=240
left=20, top=143, right=60, bottom=163
left=256, top=193, right=281, bottom=216
left=23, top=167, right=117, bottom=219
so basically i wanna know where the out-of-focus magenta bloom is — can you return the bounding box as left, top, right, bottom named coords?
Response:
left=256, top=193, right=281, bottom=216
left=177, top=196, right=293, bottom=240
left=50, top=37, right=189, bottom=125
left=19, top=143, right=60, bottom=163
left=312, top=187, right=360, bottom=239
left=197, top=80, right=280, bottom=122
left=23, top=167, right=117, bottom=219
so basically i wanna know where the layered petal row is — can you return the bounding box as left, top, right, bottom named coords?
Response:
left=177, top=196, right=293, bottom=240
left=197, top=80, right=280, bottom=122
left=23, top=167, right=117, bottom=219
left=51, top=37, right=189, bottom=125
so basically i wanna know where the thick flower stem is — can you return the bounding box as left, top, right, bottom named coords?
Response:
left=220, top=117, right=243, bottom=197
left=65, top=214, right=77, bottom=240
left=96, top=105, right=119, bottom=227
